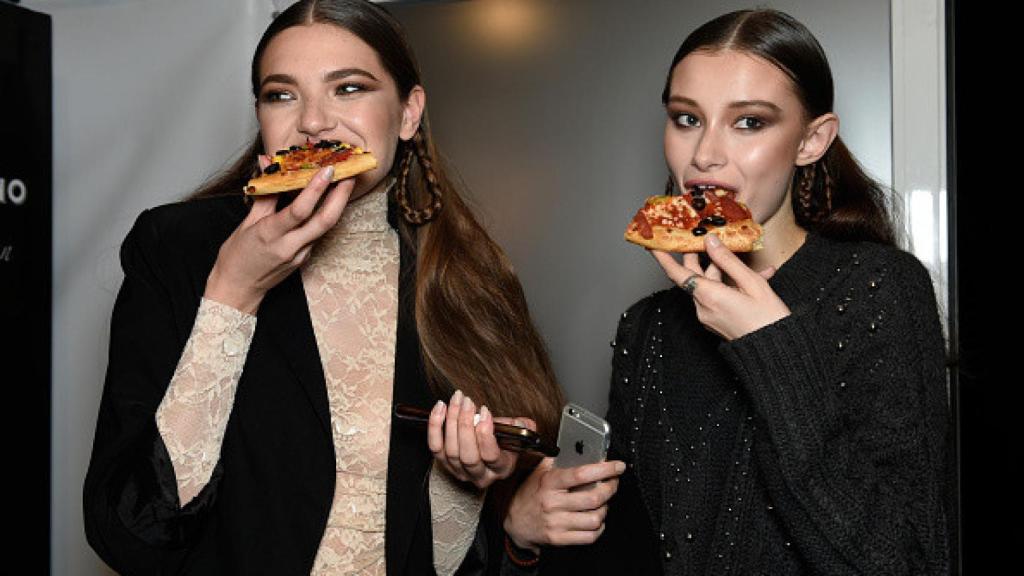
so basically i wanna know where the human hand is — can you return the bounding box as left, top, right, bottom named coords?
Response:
left=426, top=390, right=529, bottom=490
left=204, top=157, right=353, bottom=314
left=502, top=458, right=625, bottom=553
left=651, top=233, right=789, bottom=340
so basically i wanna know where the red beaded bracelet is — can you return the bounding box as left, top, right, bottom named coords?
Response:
left=504, top=534, right=540, bottom=568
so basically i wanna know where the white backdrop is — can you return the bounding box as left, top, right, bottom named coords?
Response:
left=22, top=1, right=273, bottom=573
left=21, top=0, right=904, bottom=573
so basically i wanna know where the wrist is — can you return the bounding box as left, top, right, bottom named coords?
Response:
left=205, top=266, right=262, bottom=315
left=504, top=532, right=540, bottom=567
left=503, top=517, right=541, bottom=555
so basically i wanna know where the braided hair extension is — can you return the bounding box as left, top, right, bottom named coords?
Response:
left=395, top=129, right=444, bottom=225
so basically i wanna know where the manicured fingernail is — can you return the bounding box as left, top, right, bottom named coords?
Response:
left=706, top=233, right=721, bottom=248
left=480, top=406, right=491, bottom=422
left=614, top=461, right=626, bottom=473
left=473, top=413, right=481, bottom=426
left=432, top=400, right=444, bottom=415
left=452, top=390, right=463, bottom=405
left=320, top=165, right=335, bottom=181
left=462, top=395, right=472, bottom=410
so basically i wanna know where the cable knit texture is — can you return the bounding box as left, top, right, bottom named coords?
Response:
left=600, top=233, right=951, bottom=575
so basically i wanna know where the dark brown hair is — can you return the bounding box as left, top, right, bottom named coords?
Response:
left=191, top=0, right=564, bottom=448
left=663, top=9, right=898, bottom=245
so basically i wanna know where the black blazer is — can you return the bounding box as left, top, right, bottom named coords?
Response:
left=84, top=194, right=498, bottom=575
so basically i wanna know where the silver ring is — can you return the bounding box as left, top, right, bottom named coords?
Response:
left=680, top=274, right=699, bottom=295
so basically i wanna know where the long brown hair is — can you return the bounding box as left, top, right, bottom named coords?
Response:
left=662, top=9, right=898, bottom=246
left=191, top=0, right=564, bottom=445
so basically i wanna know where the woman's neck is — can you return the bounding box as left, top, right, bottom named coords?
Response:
left=744, top=204, right=807, bottom=274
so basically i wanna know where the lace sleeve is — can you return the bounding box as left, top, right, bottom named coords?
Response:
left=429, top=461, right=486, bottom=576
left=154, top=297, right=256, bottom=506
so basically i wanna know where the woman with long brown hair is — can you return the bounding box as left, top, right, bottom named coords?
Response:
left=83, top=1, right=565, bottom=573
left=512, top=8, right=952, bottom=575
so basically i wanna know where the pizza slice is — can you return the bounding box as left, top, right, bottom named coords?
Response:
left=244, top=140, right=377, bottom=196
left=624, top=186, right=763, bottom=252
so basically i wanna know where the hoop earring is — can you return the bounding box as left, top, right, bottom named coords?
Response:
left=394, top=130, right=443, bottom=225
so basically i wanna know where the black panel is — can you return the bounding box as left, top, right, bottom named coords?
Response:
left=0, top=1, right=52, bottom=567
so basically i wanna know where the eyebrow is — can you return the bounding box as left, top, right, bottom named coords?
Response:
left=666, top=95, right=783, bottom=113
left=259, top=67, right=380, bottom=90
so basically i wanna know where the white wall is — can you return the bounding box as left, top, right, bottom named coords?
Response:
left=26, top=0, right=901, bottom=573
left=22, top=1, right=274, bottom=573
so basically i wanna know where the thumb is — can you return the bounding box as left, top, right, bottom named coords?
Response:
left=531, top=457, right=556, bottom=485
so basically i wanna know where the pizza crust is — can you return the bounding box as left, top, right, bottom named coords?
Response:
left=244, top=152, right=378, bottom=196
left=624, top=220, right=763, bottom=252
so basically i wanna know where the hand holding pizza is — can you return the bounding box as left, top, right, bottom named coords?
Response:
left=651, top=233, right=790, bottom=340
left=204, top=157, right=353, bottom=315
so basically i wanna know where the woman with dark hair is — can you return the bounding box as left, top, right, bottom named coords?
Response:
left=83, top=1, right=573, bottom=574
left=509, top=9, right=951, bottom=575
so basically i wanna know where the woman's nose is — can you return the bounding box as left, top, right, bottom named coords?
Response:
left=298, top=97, right=334, bottom=136
left=691, top=127, right=726, bottom=171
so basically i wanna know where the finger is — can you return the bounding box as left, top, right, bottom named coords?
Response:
left=555, top=525, right=607, bottom=546
left=257, top=154, right=271, bottom=171
left=704, top=262, right=723, bottom=283
left=284, top=178, right=355, bottom=249
left=561, top=481, right=616, bottom=511
left=265, top=166, right=335, bottom=237
left=534, top=456, right=556, bottom=475
left=650, top=249, right=699, bottom=286
left=758, top=265, right=777, bottom=280
left=546, top=460, right=626, bottom=491
left=244, top=195, right=278, bottom=225
left=476, top=407, right=503, bottom=465
left=291, top=244, right=313, bottom=267
left=563, top=507, right=608, bottom=531
left=457, top=395, right=484, bottom=472
left=444, top=390, right=463, bottom=461
left=426, top=400, right=446, bottom=455
left=681, top=252, right=703, bottom=273
left=704, top=233, right=760, bottom=292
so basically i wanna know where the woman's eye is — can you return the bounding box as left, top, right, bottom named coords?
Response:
left=735, top=116, right=765, bottom=130
left=672, top=113, right=700, bottom=128
left=261, top=90, right=294, bottom=103
left=337, top=83, right=365, bottom=95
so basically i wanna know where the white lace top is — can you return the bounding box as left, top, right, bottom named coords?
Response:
left=154, top=185, right=483, bottom=575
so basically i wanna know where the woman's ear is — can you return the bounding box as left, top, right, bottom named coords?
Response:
left=795, top=112, right=839, bottom=166
left=400, top=85, right=426, bottom=141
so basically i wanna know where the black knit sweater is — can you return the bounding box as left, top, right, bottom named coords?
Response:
left=542, top=233, right=951, bottom=575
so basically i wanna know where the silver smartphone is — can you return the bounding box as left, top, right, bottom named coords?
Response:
left=554, top=403, right=611, bottom=469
